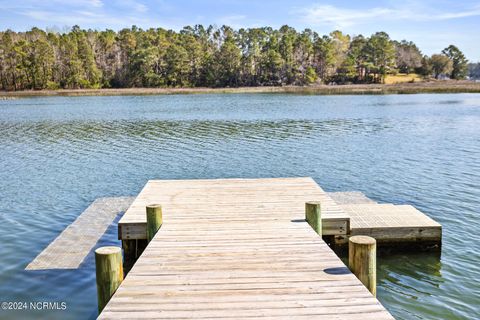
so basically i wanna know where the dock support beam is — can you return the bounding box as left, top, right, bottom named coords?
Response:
left=305, top=201, right=322, bottom=236
left=121, top=239, right=147, bottom=273
left=121, top=240, right=134, bottom=274
left=146, top=204, right=163, bottom=242
left=349, top=235, right=376, bottom=296
left=95, top=246, right=124, bottom=313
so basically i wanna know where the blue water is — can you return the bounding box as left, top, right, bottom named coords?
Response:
left=0, top=93, right=479, bottom=319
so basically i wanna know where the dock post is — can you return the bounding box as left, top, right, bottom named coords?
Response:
left=349, top=235, right=376, bottom=296
left=146, top=204, right=163, bottom=242
left=305, top=201, right=322, bottom=236
left=95, top=246, right=124, bottom=313
left=121, top=240, right=137, bottom=273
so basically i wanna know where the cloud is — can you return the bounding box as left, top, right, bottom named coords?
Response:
left=8, top=0, right=155, bottom=29
left=22, top=10, right=126, bottom=26
left=217, top=15, right=246, bottom=27
left=0, top=0, right=104, bottom=9
left=89, top=0, right=104, bottom=7
left=116, top=0, right=148, bottom=13
left=298, top=5, right=392, bottom=28
left=297, top=3, right=480, bottom=29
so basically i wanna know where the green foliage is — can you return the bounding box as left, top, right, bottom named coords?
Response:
left=364, top=32, right=396, bottom=83
left=442, top=45, right=468, bottom=80
left=46, top=80, right=60, bottom=90
left=417, top=55, right=433, bottom=78
left=0, top=25, right=467, bottom=91
left=431, top=54, right=453, bottom=79
left=210, top=30, right=242, bottom=87
left=305, top=66, right=318, bottom=84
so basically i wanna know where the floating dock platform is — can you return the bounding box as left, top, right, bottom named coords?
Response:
left=100, top=177, right=394, bottom=319
left=340, top=203, right=441, bottom=247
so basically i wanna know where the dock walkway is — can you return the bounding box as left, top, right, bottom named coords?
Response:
left=99, top=178, right=393, bottom=319
left=26, top=197, right=134, bottom=270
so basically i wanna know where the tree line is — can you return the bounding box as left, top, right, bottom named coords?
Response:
left=469, top=63, right=480, bottom=79
left=0, top=25, right=472, bottom=91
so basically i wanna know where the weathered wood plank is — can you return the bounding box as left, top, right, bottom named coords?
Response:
left=341, top=203, right=441, bottom=244
left=99, top=178, right=393, bottom=319
left=118, top=177, right=349, bottom=239
left=27, top=197, right=134, bottom=270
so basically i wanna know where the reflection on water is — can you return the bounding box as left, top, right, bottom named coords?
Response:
left=0, top=93, right=479, bottom=319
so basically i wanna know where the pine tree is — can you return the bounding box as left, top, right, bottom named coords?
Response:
left=442, top=45, right=469, bottom=80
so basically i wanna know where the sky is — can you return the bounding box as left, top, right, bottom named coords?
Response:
left=1, top=0, right=479, bottom=61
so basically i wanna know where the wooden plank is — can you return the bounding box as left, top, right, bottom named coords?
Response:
left=327, top=191, right=377, bottom=204
left=26, top=197, right=134, bottom=270
left=119, top=177, right=349, bottom=239
left=341, top=204, right=441, bottom=243
left=99, top=178, right=393, bottom=319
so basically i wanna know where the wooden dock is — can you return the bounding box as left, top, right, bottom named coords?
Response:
left=118, top=178, right=350, bottom=241
left=326, top=192, right=441, bottom=247
left=118, top=180, right=441, bottom=250
left=26, top=197, right=134, bottom=270
left=341, top=204, right=441, bottom=245
left=99, top=177, right=394, bottom=319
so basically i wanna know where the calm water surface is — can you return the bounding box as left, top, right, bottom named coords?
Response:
left=0, top=94, right=479, bottom=319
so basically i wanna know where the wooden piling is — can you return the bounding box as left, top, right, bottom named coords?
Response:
left=99, top=178, right=394, bottom=319
left=305, top=201, right=322, bottom=236
left=349, top=235, right=376, bottom=296
left=95, top=246, right=124, bottom=313
left=146, top=204, right=163, bottom=242
left=121, top=239, right=136, bottom=273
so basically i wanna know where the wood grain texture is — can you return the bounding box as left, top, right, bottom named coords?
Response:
left=118, top=177, right=350, bottom=239
left=349, top=236, right=376, bottom=296
left=95, top=246, right=124, bottom=313
left=305, top=201, right=322, bottom=236
left=100, top=178, right=393, bottom=319
left=26, top=197, right=134, bottom=270
left=342, top=204, right=442, bottom=243
left=146, top=204, right=163, bottom=242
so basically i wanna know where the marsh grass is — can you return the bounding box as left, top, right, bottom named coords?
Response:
left=1, top=81, right=480, bottom=97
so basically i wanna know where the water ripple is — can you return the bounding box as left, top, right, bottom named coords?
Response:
left=0, top=93, right=479, bottom=319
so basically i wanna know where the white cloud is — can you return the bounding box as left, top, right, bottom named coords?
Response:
left=89, top=0, right=104, bottom=8
left=21, top=9, right=156, bottom=29
left=9, top=0, right=155, bottom=29
left=298, top=5, right=393, bottom=28
left=297, top=3, right=480, bottom=29
left=23, top=10, right=121, bottom=25
left=217, top=15, right=246, bottom=27
left=0, top=0, right=104, bottom=9
left=115, top=0, right=148, bottom=13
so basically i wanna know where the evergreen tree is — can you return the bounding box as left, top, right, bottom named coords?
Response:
left=442, top=45, right=468, bottom=80
left=209, top=27, right=241, bottom=87
left=418, top=55, right=433, bottom=78
left=364, top=32, right=396, bottom=83
left=0, top=25, right=470, bottom=90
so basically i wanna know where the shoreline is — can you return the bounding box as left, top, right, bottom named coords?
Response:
left=1, top=81, right=480, bottom=98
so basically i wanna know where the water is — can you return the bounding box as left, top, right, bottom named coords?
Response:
left=0, top=93, right=479, bottom=319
